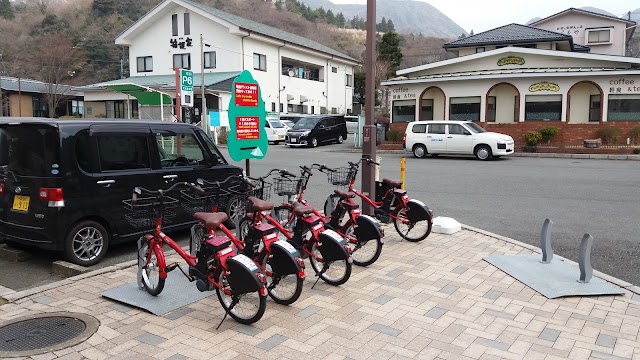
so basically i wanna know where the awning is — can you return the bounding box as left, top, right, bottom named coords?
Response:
left=103, top=83, right=172, bottom=106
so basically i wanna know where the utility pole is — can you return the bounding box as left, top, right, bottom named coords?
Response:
left=0, top=54, right=3, bottom=117
left=200, top=34, right=208, bottom=136
left=362, top=0, right=377, bottom=215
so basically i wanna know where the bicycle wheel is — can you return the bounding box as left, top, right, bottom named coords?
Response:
left=324, top=194, right=340, bottom=217
left=140, top=241, right=165, bottom=296
left=393, top=207, right=432, bottom=242
left=264, top=255, right=303, bottom=305
left=273, top=206, right=295, bottom=241
left=215, top=269, right=266, bottom=324
left=343, top=224, right=382, bottom=267
left=309, top=241, right=351, bottom=286
left=237, top=216, right=252, bottom=241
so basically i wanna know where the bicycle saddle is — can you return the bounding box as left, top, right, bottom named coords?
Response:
left=248, top=196, right=274, bottom=211
left=194, top=212, right=229, bottom=229
left=334, top=189, right=356, bottom=199
left=382, top=178, right=403, bottom=188
left=293, top=202, right=314, bottom=216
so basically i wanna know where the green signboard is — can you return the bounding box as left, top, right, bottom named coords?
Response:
left=227, top=70, right=268, bottom=161
left=181, top=69, right=193, bottom=92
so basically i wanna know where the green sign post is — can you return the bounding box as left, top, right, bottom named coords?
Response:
left=227, top=70, right=268, bottom=172
left=180, top=69, right=194, bottom=107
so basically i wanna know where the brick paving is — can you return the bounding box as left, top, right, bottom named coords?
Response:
left=1, top=228, right=639, bottom=360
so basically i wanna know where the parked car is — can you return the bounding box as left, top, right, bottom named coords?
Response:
left=265, top=117, right=287, bottom=144
left=279, top=114, right=308, bottom=124
left=0, top=118, right=243, bottom=266
left=280, top=119, right=295, bottom=129
left=285, top=115, right=348, bottom=148
left=403, top=120, right=514, bottom=160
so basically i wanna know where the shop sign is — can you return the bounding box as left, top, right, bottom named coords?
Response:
left=235, top=116, right=260, bottom=140
left=391, top=86, right=416, bottom=100
left=529, top=82, right=560, bottom=92
left=497, top=56, right=525, bottom=66
left=227, top=70, right=268, bottom=161
left=234, top=82, right=259, bottom=107
left=555, top=25, right=583, bottom=36
left=608, top=78, right=640, bottom=93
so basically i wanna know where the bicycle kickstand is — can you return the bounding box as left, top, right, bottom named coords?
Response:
left=216, top=296, right=239, bottom=330
left=311, top=263, right=330, bottom=289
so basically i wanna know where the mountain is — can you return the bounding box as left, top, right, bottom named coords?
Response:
left=299, top=0, right=465, bottom=38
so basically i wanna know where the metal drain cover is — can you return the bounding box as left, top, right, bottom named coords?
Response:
left=0, top=312, right=99, bottom=357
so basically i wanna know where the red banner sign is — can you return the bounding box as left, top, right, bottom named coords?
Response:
left=236, top=116, right=260, bottom=140
left=234, top=82, right=259, bottom=107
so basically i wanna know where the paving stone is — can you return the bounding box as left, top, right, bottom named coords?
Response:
left=297, top=305, right=320, bottom=318
left=595, top=334, right=617, bottom=348
left=439, top=285, right=458, bottom=295
left=136, top=332, right=167, bottom=346
left=538, top=328, right=561, bottom=342
left=33, top=295, right=57, bottom=305
left=388, top=269, right=404, bottom=278
left=257, top=335, right=288, bottom=350
left=234, top=324, right=263, bottom=336
left=590, top=351, right=632, bottom=360
left=163, top=307, right=194, bottom=320
left=108, top=302, right=133, bottom=313
left=483, top=290, right=502, bottom=300
left=425, top=307, right=447, bottom=319
left=166, top=355, right=188, bottom=360
left=452, top=267, right=468, bottom=274
left=484, top=309, right=515, bottom=320
left=570, top=313, right=605, bottom=324
left=474, top=337, right=510, bottom=351
left=373, top=294, right=394, bottom=305
left=368, top=323, right=401, bottom=337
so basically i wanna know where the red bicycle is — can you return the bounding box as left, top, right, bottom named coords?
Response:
left=128, top=181, right=267, bottom=325
left=324, top=158, right=434, bottom=242
left=272, top=164, right=384, bottom=267
left=191, top=176, right=305, bottom=305
left=238, top=170, right=352, bottom=286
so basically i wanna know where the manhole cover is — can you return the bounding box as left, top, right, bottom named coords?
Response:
left=0, top=312, right=99, bottom=357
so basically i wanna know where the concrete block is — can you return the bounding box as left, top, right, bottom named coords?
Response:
left=607, top=155, right=628, bottom=160
left=432, top=216, right=461, bottom=234
left=571, top=154, right=590, bottom=159
left=52, top=260, right=91, bottom=278
left=0, top=244, right=32, bottom=262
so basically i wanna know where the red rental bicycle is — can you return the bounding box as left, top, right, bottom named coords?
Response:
left=191, top=176, right=305, bottom=306
left=128, top=181, right=267, bottom=325
left=238, top=170, right=352, bottom=286
left=272, top=165, right=384, bottom=267
left=324, top=158, right=434, bottom=242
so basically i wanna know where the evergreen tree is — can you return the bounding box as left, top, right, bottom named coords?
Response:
left=377, top=17, right=387, bottom=32
left=336, top=12, right=346, bottom=28
left=470, top=30, right=474, bottom=36
left=0, top=0, right=15, bottom=19
left=275, top=0, right=283, bottom=11
left=378, top=31, right=403, bottom=76
left=315, top=6, right=326, bottom=20
left=386, top=18, right=395, bottom=32
left=326, top=9, right=335, bottom=25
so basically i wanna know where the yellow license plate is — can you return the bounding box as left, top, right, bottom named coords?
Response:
left=12, top=195, right=30, bottom=212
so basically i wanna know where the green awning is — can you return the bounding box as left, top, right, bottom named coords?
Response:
left=104, top=84, right=172, bottom=106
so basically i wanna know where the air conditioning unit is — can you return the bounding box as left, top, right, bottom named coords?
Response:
left=300, top=95, right=309, bottom=103
left=287, top=94, right=295, bottom=101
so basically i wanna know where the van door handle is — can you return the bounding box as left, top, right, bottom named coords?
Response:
left=97, top=180, right=115, bottom=187
left=426, top=136, right=432, bottom=138
left=447, top=136, right=453, bottom=138
left=163, top=174, right=178, bottom=182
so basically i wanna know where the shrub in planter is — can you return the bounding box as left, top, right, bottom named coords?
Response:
left=539, top=126, right=559, bottom=143
left=595, top=127, right=622, bottom=145
left=631, top=126, right=640, bottom=145
left=522, top=145, right=537, bottom=153
left=633, top=148, right=640, bottom=155
left=524, top=131, right=542, bottom=146
left=386, top=129, right=404, bottom=142
left=217, top=126, right=229, bottom=145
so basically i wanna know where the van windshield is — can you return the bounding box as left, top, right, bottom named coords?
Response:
left=292, top=118, right=318, bottom=130
left=0, top=125, right=60, bottom=177
left=465, top=122, right=487, bottom=134
left=269, top=119, right=285, bottom=128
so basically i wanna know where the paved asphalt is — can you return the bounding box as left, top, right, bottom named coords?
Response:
left=1, top=135, right=639, bottom=291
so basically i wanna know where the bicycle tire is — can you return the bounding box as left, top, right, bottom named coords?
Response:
left=309, top=241, right=351, bottom=286
left=343, top=224, right=382, bottom=267
left=214, top=268, right=266, bottom=324
left=393, top=207, right=432, bottom=242
left=264, top=255, right=304, bottom=305
left=237, top=216, right=252, bottom=241
left=273, top=205, right=295, bottom=231
left=141, top=242, right=165, bottom=296
left=324, top=194, right=340, bottom=217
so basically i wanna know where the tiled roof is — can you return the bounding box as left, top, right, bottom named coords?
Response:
left=0, top=77, right=83, bottom=96
left=180, top=0, right=356, bottom=62
left=573, top=44, right=591, bottom=52
left=82, top=71, right=240, bottom=90
left=444, top=24, right=572, bottom=49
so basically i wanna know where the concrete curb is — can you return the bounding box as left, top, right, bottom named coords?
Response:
left=330, top=148, right=640, bottom=160
left=461, top=223, right=639, bottom=296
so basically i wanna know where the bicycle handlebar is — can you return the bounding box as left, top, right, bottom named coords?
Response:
left=311, top=163, right=336, bottom=172
left=132, top=182, right=202, bottom=202
left=249, top=168, right=294, bottom=181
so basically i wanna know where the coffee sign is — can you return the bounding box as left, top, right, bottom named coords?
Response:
left=497, top=56, right=525, bottom=66
left=529, top=82, right=560, bottom=92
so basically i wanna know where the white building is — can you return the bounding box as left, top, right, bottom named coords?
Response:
left=83, top=0, right=358, bottom=123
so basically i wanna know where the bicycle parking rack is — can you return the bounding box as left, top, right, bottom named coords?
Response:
left=484, top=218, right=624, bottom=298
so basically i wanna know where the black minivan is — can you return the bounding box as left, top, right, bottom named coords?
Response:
left=285, top=115, right=348, bottom=148
left=0, top=118, right=243, bottom=266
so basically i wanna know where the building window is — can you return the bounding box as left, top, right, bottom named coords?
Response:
left=114, top=101, right=125, bottom=118
left=607, top=95, right=640, bottom=121
left=271, top=102, right=276, bottom=112
left=332, top=67, right=338, bottom=73
left=311, top=106, right=314, bottom=114
left=392, top=100, right=416, bottom=123
left=32, top=97, right=48, bottom=117
left=449, top=96, right=481, bottom=121
left=525, top=95, right=562, bottom=121
left=486, top=96, right=496, bottom=122
left=171, top=14, right=178, bottom=36
left=421, top=99, right=433, bottom=120
left=280, top=103, right=283, bottom=112
left=587, top=28, right=611, bottom=44
left=476, top=47, right=485, bottom=53
left=173, top=53, right=191, bottom=69
left=204, top=51, right=216, bottom=69
left=184, top=13, right=190, bottom=35
left=346, top=74, right=354, bottom=87
left=130, top=100, right=139, bottom=119
left=136, top=56, right=153, bottom=72
left=71, top=100, right=84, bottom=116
left=589, top=95, right=601, bottom=122
left=253, top=53, right=266, bottom=71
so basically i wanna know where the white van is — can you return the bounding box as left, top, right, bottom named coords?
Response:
left=403, top=120, right=514, bottom=160
left=265, top=117, right=288, bottom=144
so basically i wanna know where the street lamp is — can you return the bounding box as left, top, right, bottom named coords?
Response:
left=200, top=34, right=212, bottom=138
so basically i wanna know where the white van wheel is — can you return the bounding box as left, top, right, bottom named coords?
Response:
left=413, top=144, right=427, bottom=158
left=337, top=135, right=344, bottom=144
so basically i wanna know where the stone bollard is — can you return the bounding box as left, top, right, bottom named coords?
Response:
left=578, top=233, right=594, bottom=283
left=540, top=219, right=553, bottom=264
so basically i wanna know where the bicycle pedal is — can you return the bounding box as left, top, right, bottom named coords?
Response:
left=165, top=262, right=179, bottom=272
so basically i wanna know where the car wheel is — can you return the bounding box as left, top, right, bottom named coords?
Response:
left=309, top=137, right=318, bottom=148
left=274, top=141, right=280, bottom=145
left=475, top=145, right=492, bottom=161
left=412, top=144, right=427, bottom=158
left=64, top=220, right=109, bottom=266
left=337, top=135, right=344, bottom=144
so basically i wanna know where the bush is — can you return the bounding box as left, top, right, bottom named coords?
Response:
left=539, top=126, right=559, bottom=143
left=216, top=127, right=229, bottom=145
left=386, top=129, right=403, bottom=142
left=631, top=126, right=640, bottom=145
left=595, top=127, right=622, bottom=145
left=522, top=145, right=537, bottom=153
left=524, top=131, right=542, bottom=146
left=633, top=148, right=640, bottom=155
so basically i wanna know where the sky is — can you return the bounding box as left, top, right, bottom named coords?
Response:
left=328, top=0, right=637, bottom=33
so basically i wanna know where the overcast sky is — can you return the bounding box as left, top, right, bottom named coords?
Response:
left=329, top=0, right=637, bottom=33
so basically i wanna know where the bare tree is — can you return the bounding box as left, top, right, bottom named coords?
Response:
left=27, top=36, right=86, bottom=117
